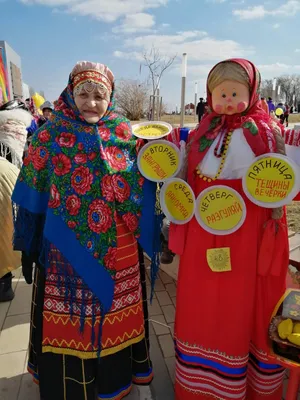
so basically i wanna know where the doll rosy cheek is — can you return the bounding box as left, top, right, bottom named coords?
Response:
left=214, top=104, right=223, bottom=113
left=237, top=101, right=247, bottom=112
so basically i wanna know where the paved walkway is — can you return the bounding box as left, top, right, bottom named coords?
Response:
left=1, top=244, right=300, bottom=399
left=0, top=263, right=176, bottom=400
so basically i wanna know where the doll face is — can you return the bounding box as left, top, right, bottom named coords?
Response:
left=211, top=80, right=250, bottom=115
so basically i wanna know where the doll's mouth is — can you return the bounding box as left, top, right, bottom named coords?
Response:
left=226, top=105, right=234, bottom=112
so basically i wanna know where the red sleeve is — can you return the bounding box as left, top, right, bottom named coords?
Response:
left=293, top=193, right=300, bottom=201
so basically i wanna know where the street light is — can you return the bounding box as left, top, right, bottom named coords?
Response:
left=180, top=53, right=187, bottom=127
left=194, top=81, right=198, bottom=122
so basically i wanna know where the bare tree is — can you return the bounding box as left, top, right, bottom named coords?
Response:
left=276, top=75, right=300, bottom=104
left=261, top=75, right=300, bottom=106
left=260, top=79, right=273, bottom=99
left=143, top=46, right=177, bottom=96
left=115, top=80, right=149, bottom=121
left=143, top=46, right=177, bottom=119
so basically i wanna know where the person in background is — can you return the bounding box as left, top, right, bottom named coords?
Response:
left=260, top=97, right=269, bottom=114
left=25, top=98, right=39, bottom=156
left=0, top=99, right=32, bottom=302
left=276, top=101, right=286, bottom=124
left=267, top=97, right=275, bottom=114
left=38, top=100, right=54, bottom=127
left=196, top=97, right=205, bottom=123
left=283, top=103, right=290, bottom=127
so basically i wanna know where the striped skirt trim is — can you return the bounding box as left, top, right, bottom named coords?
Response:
left=175, top=341, right=284, bottom=399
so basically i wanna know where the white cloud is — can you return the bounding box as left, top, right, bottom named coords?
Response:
left=257, top=63, right=300, bottom=78
left=206, top=0, right=227, bottom=3
left=117, top=30, right=254, bottom=62
left=19, top=0, right=168, bottom=22
left=113, top=50, right=144, bottom=61
left=233, top=5, right=266, bottom=19
left=272, top=23, right=280, bottom=29
left=172, top=64, right=213, bottom=78
left=295, top=49, right=300, bottom=53
left=233, top=0, right=300, bottom=19
left=112, top=13, right=155, bottom=34
left=161, top=23, right=170, bottom=27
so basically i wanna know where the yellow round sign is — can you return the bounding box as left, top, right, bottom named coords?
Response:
left=160, top=178, right=195, bottom=224
left=275, top=108, right=284, bottom=116
left=138, top=140, right=181, bottom=182
left=195, top=186, right=246, bottom=235
left=242, top=154, right=300, bottom=208
left=132, top=121, right=172, bottom=140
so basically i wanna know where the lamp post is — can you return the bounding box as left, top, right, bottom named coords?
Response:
left=156, top=77, right=160, bottom=119
left=180, top=53, right=187, bottom=127
left=272, top=78, right=277, bottom=104
left=194, top=81, right=198, bottom=122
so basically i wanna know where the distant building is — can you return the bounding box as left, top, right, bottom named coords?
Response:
left=0, top=41, right=46, bottom=104
left=0, top=41, right=22, bottom=100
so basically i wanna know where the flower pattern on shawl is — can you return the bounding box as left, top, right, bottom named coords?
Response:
left=16, top=81, right=144, bottom=277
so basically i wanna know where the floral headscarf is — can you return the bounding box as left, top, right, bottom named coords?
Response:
left=12, top=63, right=144, bottom=313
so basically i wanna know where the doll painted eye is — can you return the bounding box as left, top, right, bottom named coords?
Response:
left=232, top=92, right=237, bottom=97
left=222, top=94, right=226, bottom=98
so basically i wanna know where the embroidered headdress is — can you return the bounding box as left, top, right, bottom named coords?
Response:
left=71, top=61, right=114, bottom=102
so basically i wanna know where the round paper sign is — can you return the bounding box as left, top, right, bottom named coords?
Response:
left=195, top=186, right=246, bottom=235
left=160, top=178, right=196, bottom=225
left=132, top=121, right=172, bottom=140
left=242, top=154, right=300, bottom=208
left=137, top=140, right=181, bottom=182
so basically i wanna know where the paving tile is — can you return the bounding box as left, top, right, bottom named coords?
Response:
left=160, top=257, right=179, bottom=281
left=149, top=334, right=174, bottom=400
left=158, top=334, right=175, bottom=358
left=0, top=314, right=30, bottom=354
left=147, top=289, right=156, bottom=301
left=162, top=305, right=175, bottom=324
left=12, top=268, right=22, bottom=291
left=156, top=291, right=172, bottom=306
left=0, top=351, right=27, bottom=400
left=16, top=277, right=32, bottom=290
left=159, top=271, right=174, bottom=284
left=172, top=296, right=177, bottom=306
left=151, top=315, right=171, bottom=336
left=169, top=323, right=175, bottom=338
left=0, top=302, right=10, bottom=332
left=165, top=283, right=177, bottom=298
left=8, top=286, right=32, bottom=316
left=149, top=322, right=155, bottom=335
left=154, top=278, right=166, bottom=292
left=165, top=356, right=176, bottom=384
left=148, top=299, right=162, bottom=317
left=17, top=373, right=40, bottom=400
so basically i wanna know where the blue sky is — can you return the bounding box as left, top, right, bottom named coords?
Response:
left=1, top=0, right=299, bottom=110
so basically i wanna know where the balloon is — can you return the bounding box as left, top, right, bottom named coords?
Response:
left=275, top=107, right=284, bottom=116
left=32, top=93, right=45, bottom=110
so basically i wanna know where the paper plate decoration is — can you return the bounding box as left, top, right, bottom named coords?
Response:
left=137, top=140, right=181, bottom=182
left=160, top=178, right=195, bottom=224
left=195, top=186, right=246, bottom=235
left=242, top=153, right=300, bottom=208
left=132, top=121, right=172, bottom=140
